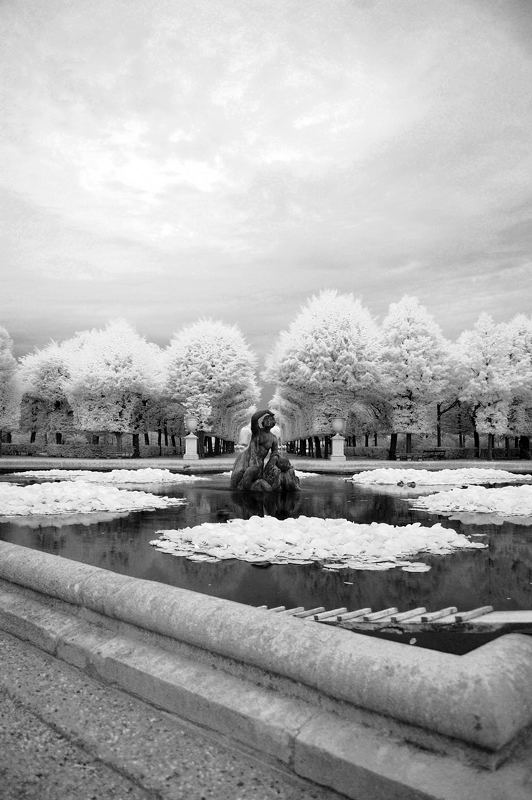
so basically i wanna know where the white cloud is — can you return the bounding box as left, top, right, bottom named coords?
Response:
left=1, top=0, right=531, bottom=355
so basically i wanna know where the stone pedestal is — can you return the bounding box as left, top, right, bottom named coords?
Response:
left=329, top=434, right=346, bottom=462
left=183, top=433, right=199, bottom=461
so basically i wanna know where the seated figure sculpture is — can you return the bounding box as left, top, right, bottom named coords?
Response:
left=230, top=409, right=300, bottom=492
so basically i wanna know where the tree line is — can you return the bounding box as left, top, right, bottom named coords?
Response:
left=265, top=292, right=531, bottom=459
left=1, top=291, right=531, bottom=459
left=0, top=319, right=258, bottom=457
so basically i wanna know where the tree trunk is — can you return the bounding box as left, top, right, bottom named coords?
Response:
left=374, top=433, right=378, bottom=446
left=314, top=436, right=322, bottom=459
left=324, top=435, right=332, bottom=458
left=0, top=430, right=2, bottom=456
left=132, top=433, right=140, bottom=459
left=473, top=430, right=480, bottom=459
left=214, top=437, right=221, bottom=455
left=144, top=432, right=150, bottom=445
left=206, top=436, right=213, bottom=456
left=436, top=403, right=442, bottom=448
left=505, top=436, right=510, bottom=457
left=197, top=430, right=205, bottom=458
left=388, top=432, right=398, bottom=460
left=364, top=433, right=369, bottom=448
left=308, top=437, right=314, bottom=457
left=164, top=427, right=169, bottom=447
left=115, top=431, right=122, bottom=452
left=157, top=429, right=162, bottom=456
left=405, top=432, right=412, bottom=455
left=299, top=438, right=307, bottom=456
left=487, top=433, right=494, bottom=460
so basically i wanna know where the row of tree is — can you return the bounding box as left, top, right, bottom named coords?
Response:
left=264, top=292, right=532, bottom=458
left=1, top=292, right=531, bottom=458
left=0, top=319, right=259, bottom=456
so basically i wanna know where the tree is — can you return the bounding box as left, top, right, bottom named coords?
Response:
left=455, top=313, right=512, bottom=459
left=0, top=326, right=21, bottom=452
left=166, top=319, right=259, bottom=445
left=264, top=290, right=381, bottom=440
left=19, top=341, right=74, bottom=443
left=63, top=320, right=164, bottom=454
left=379, top=296, right=449, bottom=457
left=501, top=314, right=532, bottom=455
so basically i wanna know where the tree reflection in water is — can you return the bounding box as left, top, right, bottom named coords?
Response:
left=0, top=475, right=531, bottom=615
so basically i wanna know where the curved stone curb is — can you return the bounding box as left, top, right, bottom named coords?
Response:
left=1, top=541, right=532, bottom=756
left=1, top=580, right=531, bottom=800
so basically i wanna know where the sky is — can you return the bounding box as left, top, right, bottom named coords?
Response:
left=2, top=0, right=532, bottom=382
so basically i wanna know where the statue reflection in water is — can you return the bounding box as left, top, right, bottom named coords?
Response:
left=230, top=489, right=302, bottom=520
left=230, top=409, right=300, bottom=494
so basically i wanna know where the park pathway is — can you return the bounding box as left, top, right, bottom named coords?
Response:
left=0, top=629, right=347, bottom=800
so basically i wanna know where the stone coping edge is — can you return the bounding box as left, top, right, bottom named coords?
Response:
left=4, top=582, right=530, bottom=800
left=1, top=540, right=531, bottom=752
left=3, top=589, right=531, bottom=800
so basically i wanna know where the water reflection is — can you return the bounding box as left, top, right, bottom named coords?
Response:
left=0, top=474, right=531, bottom=614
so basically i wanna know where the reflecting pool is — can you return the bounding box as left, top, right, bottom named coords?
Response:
left=1, top=472, right=531, bottom=618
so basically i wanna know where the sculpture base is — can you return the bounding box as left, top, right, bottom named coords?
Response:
left=330, top=434, right=346, bottom=461
left=183, top=433, right=199, bottom=460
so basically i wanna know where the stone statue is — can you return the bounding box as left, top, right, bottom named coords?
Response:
left=230, top=409, right=300, bottom=492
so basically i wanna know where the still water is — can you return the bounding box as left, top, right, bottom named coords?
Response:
left=1, top=473, right=531, bottom=616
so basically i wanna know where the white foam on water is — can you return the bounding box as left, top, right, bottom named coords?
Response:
left=150, top=515, right=485, bottom=572
left=411, top=484, right=532, bottom=522
left=10, top=468, right=209, bottom=484
left=0, top=480, right=186, bottom=516
left=348, top=467, right=532, bottom=486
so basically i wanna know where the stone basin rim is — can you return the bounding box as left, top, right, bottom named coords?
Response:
left=0, top=540, right=531, bottom=753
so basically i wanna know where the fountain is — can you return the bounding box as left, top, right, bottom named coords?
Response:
left=230, top=409, right=300, bottom=492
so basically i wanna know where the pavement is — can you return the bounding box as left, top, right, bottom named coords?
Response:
left=0, top=454, right=531, bottom=474
left=0, top=629, right=347, bottom=800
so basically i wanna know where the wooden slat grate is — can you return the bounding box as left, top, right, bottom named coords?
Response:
left=255, top=603, right=516, bottom=633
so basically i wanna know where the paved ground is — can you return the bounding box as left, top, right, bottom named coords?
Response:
left=0, top=630, right=347, bottom=800
left=0, top=454, right=531, bottom=474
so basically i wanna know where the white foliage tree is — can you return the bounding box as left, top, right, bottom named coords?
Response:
left=269, top=385, right=316, bottom=443
left=0, top=326, right=21, bottom=449
left=166, top=319, right=259, bottom=441
left=264, top=290, right=381, bottom=439
left=504, top=314, right=532, bottom=440
left=455, top=313, right=513, bottom=457
left=379, top=296, right=449, bottom=454
left=63, top=320, right=165, bottom=451
left=19, top=341, right=73, bottom=440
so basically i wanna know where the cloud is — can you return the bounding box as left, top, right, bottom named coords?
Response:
left=1, top=0, right=531, bottom=365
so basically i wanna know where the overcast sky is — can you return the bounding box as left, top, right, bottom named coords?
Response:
left=2, top=0, right=532, bottom=372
